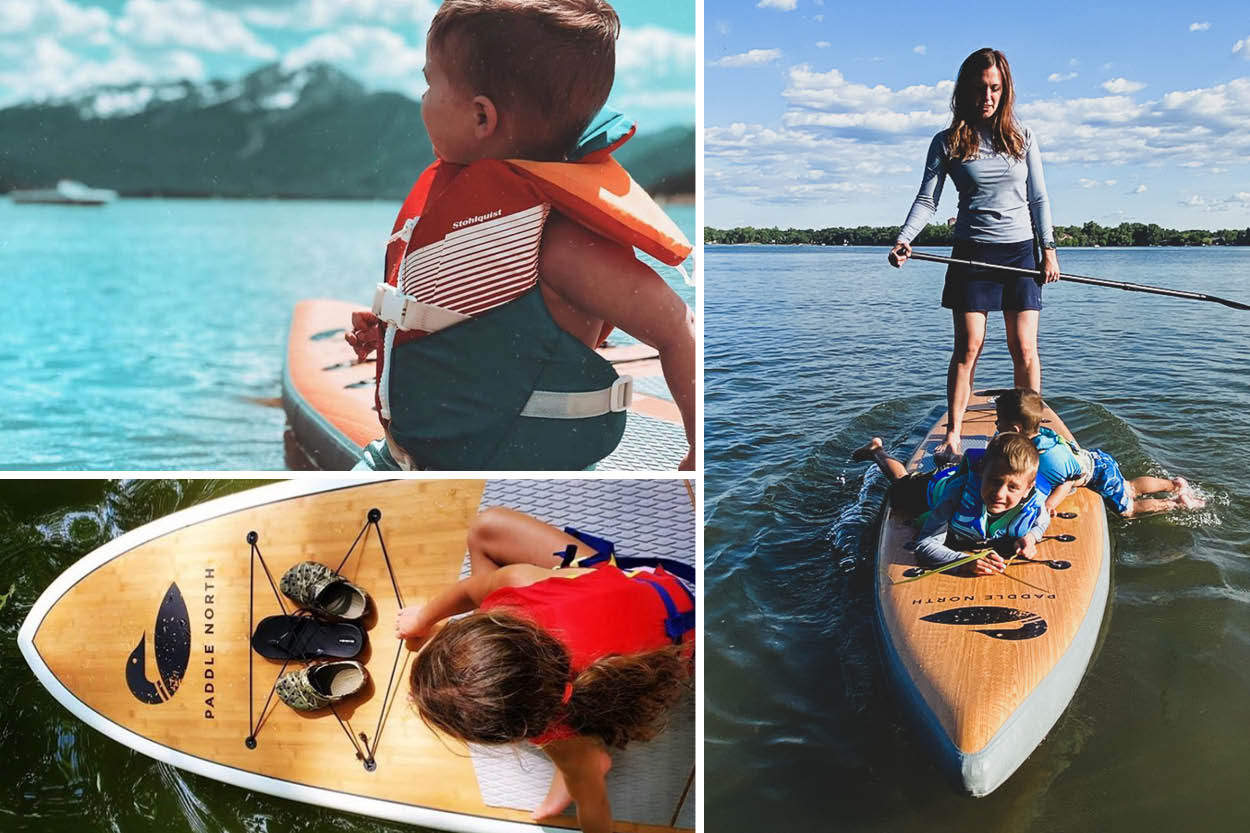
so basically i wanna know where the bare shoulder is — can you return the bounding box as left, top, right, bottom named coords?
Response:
left=539, top=211, right=636, bottom=283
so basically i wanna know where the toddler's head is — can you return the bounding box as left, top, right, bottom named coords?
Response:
left=425, top=0, right=620, bottom=162
left=994, top=388, right=1044, bottom=436
left=979, top=432, right=1039, bottom=514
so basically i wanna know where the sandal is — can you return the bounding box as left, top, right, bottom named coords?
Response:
left=276, top=660, right=368, bottom=712
left=251, top=614, right=364, bottom=661
left=279, top=561, right=369, bottom=620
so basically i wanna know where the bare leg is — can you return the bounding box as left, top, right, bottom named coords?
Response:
left=1129, top=475, right=1181, bottom=496
left=467, top=507, right=586, bottom=575
left=1121, top=478, right=1205, bottom=517
left=1003, top=309, right=1042, bottom=393
left=940, top=311, right=987, bottom=461
left=851, top=437, right=908, bottom=481
left=532, top=745, right=613, bottom=820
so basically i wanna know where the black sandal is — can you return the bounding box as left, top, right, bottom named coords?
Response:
left=251, top=614, right=364, bottom=661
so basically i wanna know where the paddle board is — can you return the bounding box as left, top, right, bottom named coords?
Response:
left=873, top=393, right=1111, bottom=796
left=19, top=479, right=694, bottom=833
left=282, top=300, right=688, bottom=471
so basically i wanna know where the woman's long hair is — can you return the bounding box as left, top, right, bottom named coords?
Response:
left=411, top=610, right=690, bottom=749
left=947, top=48, right=1025, bottom=161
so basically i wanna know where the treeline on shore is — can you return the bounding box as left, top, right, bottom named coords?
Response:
left=706, top=222, right=1250, bottom=247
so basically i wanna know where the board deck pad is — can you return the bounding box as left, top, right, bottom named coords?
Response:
left=467, top=480, right=695, bottom=829
left=874, top=394, right=1110, bottom=796
left=20, top=480, right=694, bottom=833
left=282, top=300, right=686, bottom=471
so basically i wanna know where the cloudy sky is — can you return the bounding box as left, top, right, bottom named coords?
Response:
left=707, top=0, right=1250, bottom=229
left=0, top=0, right=694, bottom=130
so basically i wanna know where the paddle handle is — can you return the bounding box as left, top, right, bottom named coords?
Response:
left=902, top=250, right=1250, bottom=311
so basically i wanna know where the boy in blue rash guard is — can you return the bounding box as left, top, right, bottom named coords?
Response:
left=852, top=432, right=1049, bottom=575
left=993, top=388, right=1205, bottom=518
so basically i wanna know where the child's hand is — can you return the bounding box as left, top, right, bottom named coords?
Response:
left=678, top=447, right=694, bottom=471
left=395, top=604, right=429, bottom=640
left=1015, top=536, right=1038, bottom=559
left=966, top=551, right=1006, bottom=576
left=345, top=311, right=380, bottom=361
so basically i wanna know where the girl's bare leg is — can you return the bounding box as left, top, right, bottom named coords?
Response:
left=1003, top=309, right=1042, bottom=393
left=467, top=507, right=587, bottom=575
left=941, top=311, right=987, bottom=461
left=532, top=747, right=613, bottom=820
left=851, top=437, right=909, bottom=481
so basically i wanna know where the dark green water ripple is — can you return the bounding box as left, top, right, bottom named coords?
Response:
left=706, top=246, right=1250, bottom=832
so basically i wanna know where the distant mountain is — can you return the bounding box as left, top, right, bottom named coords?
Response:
left=0, top=63, right=694, bottom=199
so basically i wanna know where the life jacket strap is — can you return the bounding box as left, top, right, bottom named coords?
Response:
left=631, top=574, right=695, bottom=644
left=373, top=283, right=471, bottom=333
left=520, top=376, right=632, bottom=419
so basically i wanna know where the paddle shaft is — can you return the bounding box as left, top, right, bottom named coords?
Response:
left=904, top=250, right=1250, bottom=311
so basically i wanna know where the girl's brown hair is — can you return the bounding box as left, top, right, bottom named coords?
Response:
left=947, top=48, right=1025, bottom=162
left=411, top=610, right=690, bottom=749
left=428, top=0, right=620, bottom=158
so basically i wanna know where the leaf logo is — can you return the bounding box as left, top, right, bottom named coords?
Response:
left=920, top=605, right=1048, bottom=641
left=126, top=582, right=191, bottom=704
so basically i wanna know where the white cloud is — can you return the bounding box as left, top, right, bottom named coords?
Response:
left=1101, top=77, right=1145, bottom=94
left=816, top=41, right=830, bottom=49
left=241, top=0, right=438, bottom=30
left=1180, top=192, right=1250, bottom=211
left=1236, top=37, right=1250, bottom=58
left=0, top=0, right=111, bottom=40
left=117, top=0, right=276, bottom=59
left=716, top=21, right=730, bottom=36
left=282, top=25, right=423, bottom=93
left=1048, top=72, right=1078, bottom=82
left=0, top=36, right=199, bottom=104
left=1132, top=185, right=1147, bottom=193
left=1078, top=178, right=1118, bottom=188
left=710, top=48, right=782, bottom=68
left=617, top=25, right=696, bottom=74
left=1190, top=22, right=1210, bottom=32
left=913, top=45, right=926, bottom=55
left=756, top=0, right=798, bottom=10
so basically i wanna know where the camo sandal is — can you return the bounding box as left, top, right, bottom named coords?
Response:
left=275, top=660, right=368, bottom=712
left=251, top=614, right=364, bottom=661
left=279, top=561, right=369, bottom=620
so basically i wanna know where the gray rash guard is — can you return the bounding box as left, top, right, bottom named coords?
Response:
left=897, top=125, right=1055, bottom=247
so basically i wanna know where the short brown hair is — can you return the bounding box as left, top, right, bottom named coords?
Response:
left=428, top=0, right=620, bottom=157
left=995, top=388, right=1044, bottom=434
left=983, top=432, right=1039, bottom=478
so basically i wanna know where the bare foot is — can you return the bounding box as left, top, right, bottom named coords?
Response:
left=532, top=747, right=613, bottom=820
left=1178, top=491, right=1206, bottom=510
left=1171, top=477, right=1189, bottom=494
left=852, top=437, right=884, bottom=462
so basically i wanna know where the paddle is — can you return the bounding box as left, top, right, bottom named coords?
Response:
left=903, top=250, right=1250, bottom=311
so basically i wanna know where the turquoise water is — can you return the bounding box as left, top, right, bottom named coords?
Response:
left=0, top=199, right=694, bottom=470
left=705, top=246, right=1250, bottom=831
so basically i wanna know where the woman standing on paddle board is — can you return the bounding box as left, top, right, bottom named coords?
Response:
left=889, top=48, right=1060, bottom=462
left=396, top=508, right=693, bottom=833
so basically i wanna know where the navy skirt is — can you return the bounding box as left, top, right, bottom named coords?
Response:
left=941, top=239, right=1042, bottom=312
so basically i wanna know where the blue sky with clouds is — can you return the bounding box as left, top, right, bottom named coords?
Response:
left=0, top=0, right=694, bottom=130
left=707, top=0, right=1250, bottom=229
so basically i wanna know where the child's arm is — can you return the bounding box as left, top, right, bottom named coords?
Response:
left=395, top=563, right=559, bottom=638
left=543, top=736, right=612, bottom=833
left=1043, top=480, right=1077, bottom=515
left=538, top=216, right=696, bottom=470
left=1013, top=501, right=1053, bottom=559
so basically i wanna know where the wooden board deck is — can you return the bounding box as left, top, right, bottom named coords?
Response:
left=282, top=300, right=683, bottom=471
left=874, top=393, right=1111, bottom=796
left=19, top=480, right=693, bottom=833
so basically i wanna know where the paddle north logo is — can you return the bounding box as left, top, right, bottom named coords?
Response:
left=919, top=605, right=1049, bottom=640
left=125, top=582, right=191, bottom=704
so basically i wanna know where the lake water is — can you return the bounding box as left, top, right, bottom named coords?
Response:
left=705, top=246, right=1250, bottom=832
left=0, top=199, right=694, bottom=470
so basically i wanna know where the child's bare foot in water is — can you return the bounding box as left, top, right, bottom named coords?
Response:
left=532, top=746, right=612, bottom=820
left=852, top=437, right=884, bottom=462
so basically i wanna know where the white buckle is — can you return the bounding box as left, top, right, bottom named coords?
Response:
left=372, top=283, right=406, bottom=325
left=609, top=375, right=633, bottom=412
